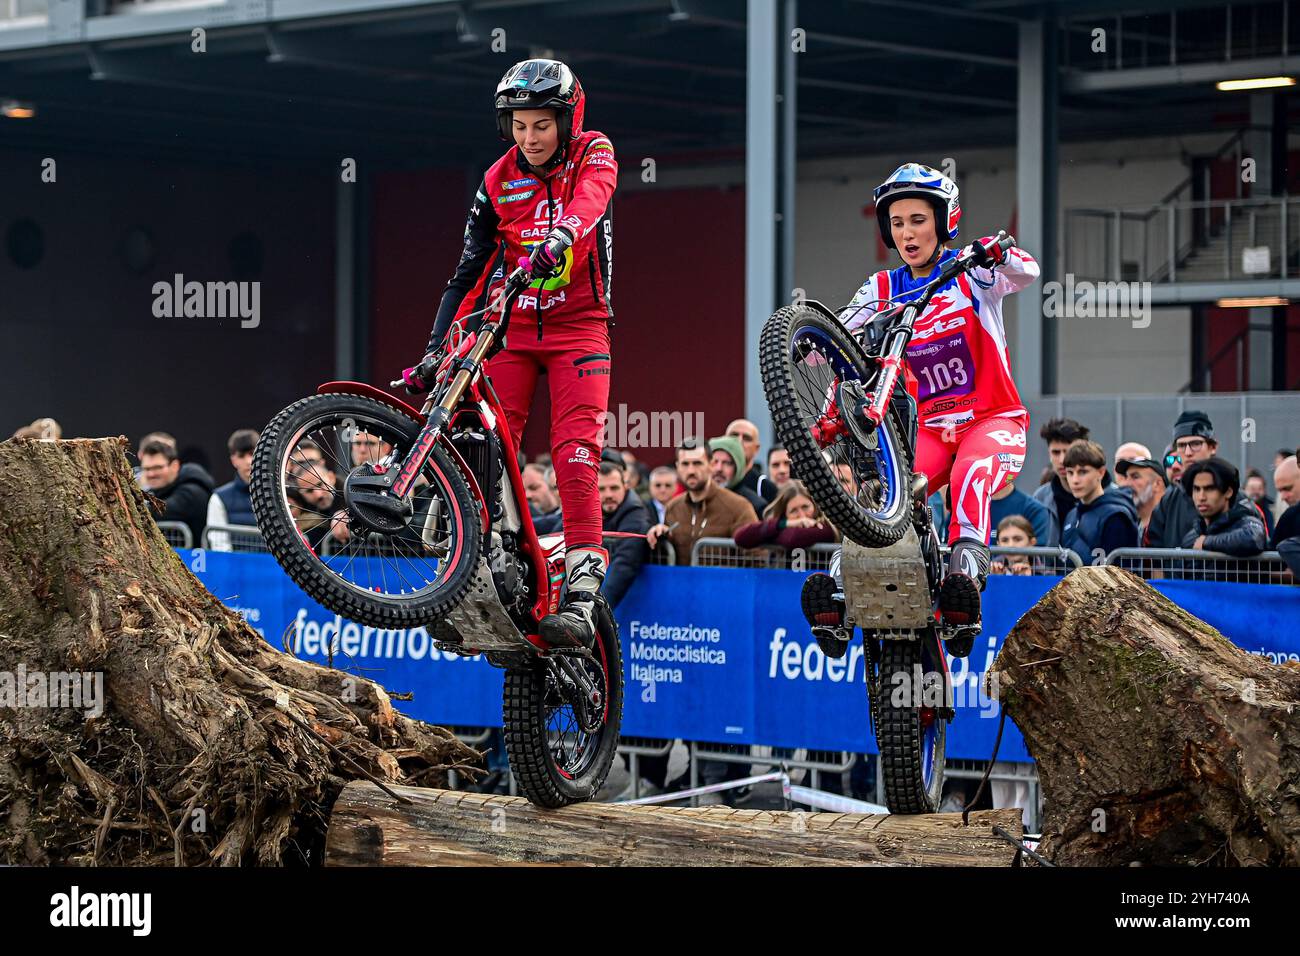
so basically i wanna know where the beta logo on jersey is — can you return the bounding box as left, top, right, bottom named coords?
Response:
left=910, top=314, right=967, bottom=341
left=987, top=429, right=1026, bottom=448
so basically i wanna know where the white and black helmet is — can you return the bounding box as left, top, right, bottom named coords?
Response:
left=873, top=163, right=961, bottom=250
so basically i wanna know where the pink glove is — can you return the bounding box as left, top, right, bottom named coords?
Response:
left=529, top=228, right=573, bottom=279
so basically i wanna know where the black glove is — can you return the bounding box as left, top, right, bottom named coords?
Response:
left=529, top=227, right=574, bottom=279
left=960, top=242, right=993, bottom=268
left=962, top=235, right=1010, bottom=268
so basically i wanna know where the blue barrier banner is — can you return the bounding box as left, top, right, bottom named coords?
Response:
left=619, top=567, right=1040, bottom=761
left=187, top=551, right=1300, bottom=762
left=1148, top=579, right=1300, bottom=665
left=191, top=551, right=504, bottom=726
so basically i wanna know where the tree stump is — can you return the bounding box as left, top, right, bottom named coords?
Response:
left=325, top=782, right=1024, bottom=866
left=0, top=437, right=481, bottom=866
left=991, top=565, right=1300, bottom=866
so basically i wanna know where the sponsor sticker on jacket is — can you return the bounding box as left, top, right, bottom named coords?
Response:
left=498, top=190, right=537, bottom=204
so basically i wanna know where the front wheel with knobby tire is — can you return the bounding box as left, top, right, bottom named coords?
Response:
left=760, top=304, right=913, bottom=548
left=249, top=392, right=483, bottom=629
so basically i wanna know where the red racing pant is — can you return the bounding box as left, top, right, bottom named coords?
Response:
left=486, top=321, right=611, bottom=551
left=914, top=416, right=1027, bottom=546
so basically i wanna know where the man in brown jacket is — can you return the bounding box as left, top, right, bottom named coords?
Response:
left=647, top=439, right=755, bottom=566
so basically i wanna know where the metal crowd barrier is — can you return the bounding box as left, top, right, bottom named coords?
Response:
left=442, top=726, right=1043, bottom=819
left=1103, top=547, right=1292, bottom=584
left=690, top=537, right=838, bottom=570
left=691, top=537, right=784, bottom=568
left=687, top=741, right=861, bottom=804
left=155, top=521, right=193, bottom=548
left=988, top=545, right=1084, bottom=577
left=691, top=538, right=1080, bottom=576
left=646, top=540, right=677, bottom=565
left=449, top=730, right=672, bottom=801
left=202, top=523, right=269, bottom=554
left=620, top=737, right=676, bottom=797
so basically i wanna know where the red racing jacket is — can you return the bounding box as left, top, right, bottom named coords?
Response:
left=428, top=110, right=617, bottom=351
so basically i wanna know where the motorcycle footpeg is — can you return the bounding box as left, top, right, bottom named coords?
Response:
left=944, top=624, right=980, bottom=659
left=811, top=625, right=853, bottom=660
left=541, top=645, right=596, bottom=661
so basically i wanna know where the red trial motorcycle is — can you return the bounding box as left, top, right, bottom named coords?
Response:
left=249, top=261, right=622, bottom=808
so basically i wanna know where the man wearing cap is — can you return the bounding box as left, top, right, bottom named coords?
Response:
left=725, top=418, right=778, bottom=505
left=707, top=434, right=765, bottom=520
left=1146, top=410, right=1219, bottom=548
left=1115, top=455, right=1167, bottom=542
left=1113, top=441, right=1151, bottom=470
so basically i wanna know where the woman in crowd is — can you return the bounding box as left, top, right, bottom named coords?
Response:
left=734, top=480, right=839, bottom=551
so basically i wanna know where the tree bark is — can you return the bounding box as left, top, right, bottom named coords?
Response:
left=990, top=565, right=1300, bottom=866
left=325, top=782, right=1024, bottom=866
left=0, top=437, right=481, bottom=866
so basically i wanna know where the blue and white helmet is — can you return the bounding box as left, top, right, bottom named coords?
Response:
left=873, top=163, right=961, bottom=250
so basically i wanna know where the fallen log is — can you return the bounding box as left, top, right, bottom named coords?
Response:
left=990, top=565, right=1300, bottom=866
left=0, top=437, right=481, bottom=866
left=325, top=782, right=1024, bottom=866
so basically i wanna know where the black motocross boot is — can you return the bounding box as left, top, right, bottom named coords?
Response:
left=801, top=550, right=851, bottom=660
left=940, top=537, right=990, bottom=658
left=539, top=547, right=607, bottom=650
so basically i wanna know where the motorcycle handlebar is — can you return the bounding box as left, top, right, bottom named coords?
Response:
left=928, top=229, right=1014, bottom=293
left=393, top=261, right=534, bottom=387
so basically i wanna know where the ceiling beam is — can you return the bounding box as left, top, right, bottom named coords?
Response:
left=1065, top=54, right=1300, bottom=92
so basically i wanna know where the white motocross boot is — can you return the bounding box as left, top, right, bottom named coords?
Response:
left=539, top=547, right=607, bottom=649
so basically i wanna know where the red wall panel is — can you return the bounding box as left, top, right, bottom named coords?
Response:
left=602, top=186, right=746, bottom=468
left=369, top=168, right=472, bottom=388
